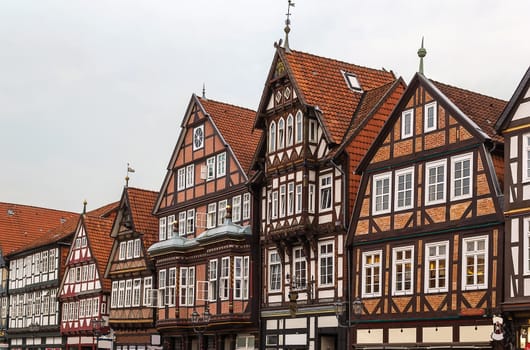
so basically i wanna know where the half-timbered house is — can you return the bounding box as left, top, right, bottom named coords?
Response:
left=494, top=66, right=530, bottom=349
left=0, top=203, right=78, bottom=350
left=58, top=202, right=118, bottom=350
left=104, top=187, right=159, bottom=350
left=149, top=94, right=261, bottom=349
left=348, top=72, right=506, bottom=348
left=250, top=42, right=404, bottom=349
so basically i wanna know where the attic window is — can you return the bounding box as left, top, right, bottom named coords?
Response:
left=342, top=71, right=362, bottom=92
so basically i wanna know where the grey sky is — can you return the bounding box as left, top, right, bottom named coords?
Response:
left=1, top=0, right=529, bottom=212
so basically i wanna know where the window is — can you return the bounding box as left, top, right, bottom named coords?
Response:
left=451, top=153, right=472, bottom=200
left=308, top=184, right=315, bottom=214
left=525, top=218, right=530, bottom=275
left=125, top=279, right=133, bottom=307
left=133, top=239, right=141, bottom=258
left=279, top=185, right=286, bottom=217
left=319, top=174, right=332, bottom=211
left=209, top=260, right=218, bottom=301
left=392, top=246, right=414, bottom=295
left=158, top=217, right=167, bottom=241
left=424, top=101, right=437, bottom=132
left=269, top=251, right=281, bottom=292
left=425, top=241, right=449, bottom=293
left=269, top=122, right=276, bottom=152
left=158, top=270, right=166, bottom=308
left=126, top=240, right=134, bottom=260
left=524, top=134, right=530, bottom=181
left=119, top=242, right=126, bottom=261
left=287, top=182, right=294, bottom=215
left=362, top=250, right=382, bottom=297
left=242, top=193, right=251, bottom=220
left=426, top=160, right=446, bottom=205
left=178, top=212, right=186, bottom=236
left=234, top=256, right=249, bottom=300
left=167, top=215, right=175, bottom=239
left=271, top=191, right=278, bottom=219
left=295, top=184, right=302, bottom=214
left=462, top=236, right=488, bottom=290
left=373, top=172, right=391, bottom=214
left=132, top=279, right=141, bottom=307
left=180, top=267, right=195, bottom=306
left=278, top=118, right=285, bottom=149
left=220, top=257, right=230, bottom=300
left=232, top=195, right=241, bottom=222
left=207, top=156, right=215, bottom=180
left=236, top=335, right=255, bottom=350
left=118, top=280, right=126, bottom=308
left=309, top=119, right=317, bottom=143
left=143, top=277, right=152, bottom=306
left=293, top=247, right=306, bottom=289
left=186, top=209, right=195, bottom=234
left=395, top=168, right=414, bottom=211
left=186, top=164, right=194, bottom=188
left=319, top=242, right=334, bottom=286
left=343, top=71, right=362, bottom=91
left=295, top=111, right=303, bottom=144
left=111, top=282, right=118, bottom=308
left=401, top=109, right=413, bottom=139
left=218, top=200, right=227, bottom=225
left=177, top=168, right=186, bottom=191
left=167, top=268, right=176, bottom=306
left=217, top=152, right=226, bottom=177
left=286, top=114, right=294, bottom=146
left=193, top=125, right=204, bottom=150
left=207, top=203, right=217, bottom=228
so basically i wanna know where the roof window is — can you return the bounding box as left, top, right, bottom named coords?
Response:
left=342, top=71, right=362, bottom=92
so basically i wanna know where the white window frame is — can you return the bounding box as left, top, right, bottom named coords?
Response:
left=220, top=257, right=230, bottom=300
left=178, top=212, right=186, bottom=236
left=232, top=195, right=242, bottom=222
left=287, top=182, right=294, bottom=216
left=143, top=277, right=152, bottom=306
left=269, top=251, right=281, bottom=292
left=118, top=280, right=126, bottom=308
left=167, top=215, right=175, bottom=239
left=207, top=203, right=217, bottom=229
left=133, top=238, right=141, bottom=258
left=177, top=168, right=186, bottom=191
left=278, top=118, right=285, bottom=149
left=424, top=241, right=449, bottom=293
left=242, top=193, right=251, bottom=220
left=217, top=152, right=226, bottom=177
left=186, top=164, right=194, bottom=188
left=126, top=240, right=134, bottom=260
left=318, top=241, right=334, bottom=287
left=207, top=156, right=215, bottom=181
left=295, top=184, right=302, bottom=214
left=186, top=209, right=195, bottom=234
left=179, top=266, right=195, bottom=306
left=525, top=218, right=530, bottom=275
left=269, top=121, right=276, bottom=153
left=158, top=217, right=167, bottom=241
left=462, top=235, right=488, bottom=290
left=362, top=250, right=382, bottom=298
left=234, top=256, right=249, bottom=300
left=209, top=259, right=218, bottom=302
left=218, top=200, right=227, bottom=225
left=424, top=101, right=437, bottom=133
left=401, top=109, right=414, bottom=139
left=279, top=184, right=286, bottom=218
left=392, top=246, right=414, bottom=296
left=319, top=174, right=333, bottom=212
left=372, top=172, right=391, bottom=215
left=167, top=268, right=176, bottom=307
left=293, top=247, right=307, bottom=290
left=451, top=153, right=473, bottom=201
left=395, top=167, right=414, bottom=211
left=425, top=159, right=447, bottom=205
left=286, top=114, right=294, bottom=147
left=295, top=110, right=303, bottom=144
left=271, top=191, right=278, bottom=219
left=308, top=184, right=315, bottom=214
left=524, top=134, right=530, bottom=182
left=125, top=279, right=133, bottom=307
left=111, top=281, right=118, bottom=308
left=119, top=242, right=126, bottom=261
left=132, top=278, right=141, bottom=307
left=158, top=270, right=166, bottom=308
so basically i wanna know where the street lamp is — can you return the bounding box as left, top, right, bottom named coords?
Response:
left=92, top=318, right=103, bottom=349
left=191, top=304, right=211, bottom=350
left=334, top=297, right=363, bottom=327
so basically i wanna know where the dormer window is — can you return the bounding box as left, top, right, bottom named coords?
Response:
left=342, top=71, right=363, bottom=92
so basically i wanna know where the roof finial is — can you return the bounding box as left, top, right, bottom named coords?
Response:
left=202, top=83, right=206, bottom=99
left=126, top=163, right=135, bottom=187
left=83, top=200, right=87, bottom=214
left=283, top=0, right=295, bottom=53
left=417, top=36, right=427, bottom=75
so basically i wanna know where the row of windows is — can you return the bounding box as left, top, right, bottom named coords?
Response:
left=372, top=153, right=473, bottom=215
left=66, top=264, right=96, bottom=284
left=9, top=249, right=58, bottom=289
left=267, top=174, right=332, bottom=220
left=401, top=101, right=437, bottom=139
left=158, top=256, right=250, bottom=308
left=268, top=111, right=318, bottom=153
left=361, top=235, right=488, bottom=298
left=268, top=241, right=334, bottom=292
left=111, top=277, right=152, bottom=308
left=9, top=289, right=58, bottom=320
left=176, top=152, right=227, bottom=192
left=158, top=193, right=251, bottom=241
left=118, top=239, right=142, bottom=261
left=73, top=236, right=87, bottom=248
left=61, top=297, right=101, bottom=321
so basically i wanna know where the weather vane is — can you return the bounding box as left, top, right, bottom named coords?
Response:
left=284, top=0, right=295, bottom=52
left=125, top=162, right=135, bottom=187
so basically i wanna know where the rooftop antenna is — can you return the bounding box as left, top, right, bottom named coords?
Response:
left=202, top=83, right=206, bottom=99
left=417, top=37, right=427, bottom=75
left=284, top=0, right=295, bottom=53
left=126, top=163, right=135, bottom=187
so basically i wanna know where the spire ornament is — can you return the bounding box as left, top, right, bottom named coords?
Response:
left=283, top=0, right=295, bottom=53
left=417, top=37, right=427, bottom=75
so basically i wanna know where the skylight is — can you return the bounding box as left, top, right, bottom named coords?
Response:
left=342, top=71, right=362, bottom=92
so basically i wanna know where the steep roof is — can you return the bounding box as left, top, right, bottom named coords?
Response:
left=198, top=97, right=261, bottom=174
left=279, top=49, right=396, bottom=144
left=0, top=202, right=78, bottom=255
left=495, top=66, right=530, bottom=132
left=125, top=187, right=159, bottom=249
left=84, top=213, right=115, bottom=291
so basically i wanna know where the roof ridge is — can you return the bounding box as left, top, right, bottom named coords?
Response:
left=430, top=79, right=506, bottom=103
left=0, top=202, right=77, bottom=215
left=198, top=96, right=256, bottom=113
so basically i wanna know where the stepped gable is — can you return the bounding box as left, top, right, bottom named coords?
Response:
left=198, top=97, right=260, bottom=174
left=431, top=80, right=507, bottom=143
left=283, top=49, right=396, bottom=144
left=126, top=187, right=159, bottom=249
left=0, top=202, right=77, bottom=255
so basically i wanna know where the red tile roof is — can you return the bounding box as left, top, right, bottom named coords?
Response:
left=126, top=187, right=159, bottom=250
left=199, top=97, right=261, bottom=174
left=84, top=213, right=115, bottom=291
left=282, top=49, right=396, bottom=144
left=0, top=202, right=78, bottom=255
left=431, top=80, right=506, bottom=143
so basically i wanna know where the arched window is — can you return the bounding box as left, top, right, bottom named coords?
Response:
left=269, top=122, right=276, bottom=152
left=296, top=111, right=303, bottom=143
left=278, top=118, right=285, bottom=149
left=286, top=114, right=294, bottom=147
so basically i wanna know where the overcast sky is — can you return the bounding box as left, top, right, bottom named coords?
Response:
left=1, top=0, right=529, bottom=213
